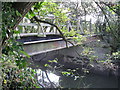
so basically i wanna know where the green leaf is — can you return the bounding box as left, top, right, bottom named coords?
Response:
left=14, top=30, right=20, bottom=34
left=20, top=50, right=30, bottom=58
left=44, top=64, right=49, bottom=67
left=48, top=59, right=57, bottom=63
left=16, top=11, right=22, bottom=17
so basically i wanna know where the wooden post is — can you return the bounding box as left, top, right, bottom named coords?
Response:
left=77, top=19, right=80, bottom=31
left=68, top=21, right=72, bottom=31
left=67, top=21, right=70, bottom=31
left=80, top=20, right=84, bottom=34
left=89, top=19, right=92, bottom=34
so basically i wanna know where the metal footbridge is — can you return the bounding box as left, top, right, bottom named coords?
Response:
left=16, top=17, right=99, bottom=56
left=15, top=18, right=119, bottom=77
left=17, top=33, right=99, bottom=56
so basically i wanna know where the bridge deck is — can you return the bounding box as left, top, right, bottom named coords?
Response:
left=17, top=33, right=100, bottom=56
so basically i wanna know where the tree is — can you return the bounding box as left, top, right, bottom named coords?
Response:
left=1, top=2, right=40, bottom=89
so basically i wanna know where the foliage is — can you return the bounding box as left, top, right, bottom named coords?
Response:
left=1, top=54, right=39, bottom=89
left=1, top=1, right=119, bottom=89
left=1, top=2, right=40, bottom=89
left=93, top=2, right=120, bottom=53
left=25, top=1, right=85, bottom=44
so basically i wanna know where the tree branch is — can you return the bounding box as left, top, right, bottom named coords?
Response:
left=44, top=70, right=55, bottom=88
left=94, top=2, right=113, bottom=32
left=101, top=2, right=119, bottom=15
left=33, top=16, right=75, bottom=47
left=2, top=2, right=36, bottom=48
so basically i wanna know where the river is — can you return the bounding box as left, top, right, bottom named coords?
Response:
left=36, top=68, right=118, bottom=88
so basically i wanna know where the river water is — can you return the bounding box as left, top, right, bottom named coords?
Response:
left=36, top=69, right=118, bottom=88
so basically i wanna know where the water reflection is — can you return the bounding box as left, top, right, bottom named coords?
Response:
left=36, top=69, right=118, bottom=88
left=36, top=69, right=60, bottom=88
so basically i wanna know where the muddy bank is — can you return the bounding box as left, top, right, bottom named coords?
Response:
left=29, top=53, right=119, bottom=77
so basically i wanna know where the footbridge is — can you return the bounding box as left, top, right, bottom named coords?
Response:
left=17, top=33, right=100, bottom=56
left=16, top=18, right=107, bottom=58
left=15, top=19, right=119, bottom=77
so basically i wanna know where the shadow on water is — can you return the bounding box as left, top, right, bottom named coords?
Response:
left=59, top=73, right=118, bottom=88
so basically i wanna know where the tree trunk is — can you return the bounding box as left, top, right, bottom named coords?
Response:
left=12, top=2, right=36, bottom=29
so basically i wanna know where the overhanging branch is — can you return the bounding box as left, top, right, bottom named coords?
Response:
left=33, top=16, right=75, bottom=47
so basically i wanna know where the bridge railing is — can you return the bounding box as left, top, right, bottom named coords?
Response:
left=15, top=16, right=96, bottom=38
left=16, top=17, right=61, bottom=37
